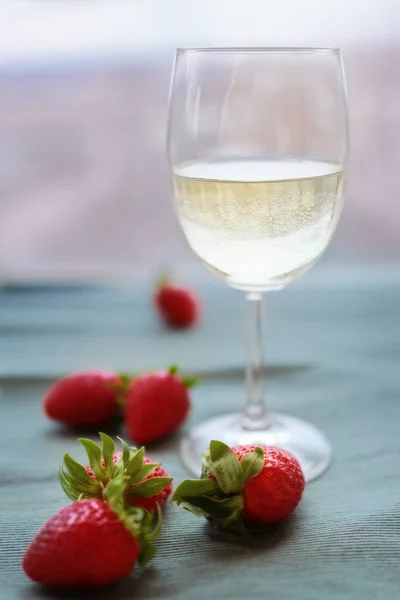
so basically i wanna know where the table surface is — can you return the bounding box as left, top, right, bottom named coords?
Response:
left=1, top=274, right=400, bottom=599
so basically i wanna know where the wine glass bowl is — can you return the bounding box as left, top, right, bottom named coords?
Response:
left=173, top=158, right=344, bottom=293
left=167, top=48, right=348, bottom=481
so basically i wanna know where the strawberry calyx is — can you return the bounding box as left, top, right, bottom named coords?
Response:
left=119, top=366, right=197, bottom=392
left=110, top=373, right=132, bottom=407
left=168, top=364, right=198, bottom=389
left=156, top=271, right=171, bottom=290
left=101, top=475, right=162, bottom=566
left=171, top=440, right=265, bottom=537
left=59, top=432, right=172, bottom=506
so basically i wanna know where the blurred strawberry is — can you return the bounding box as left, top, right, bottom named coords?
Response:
left=125, top=366, right=195, bottom=444
left=155, top=276, right=200, bottom=329
left=43, top=371, right=128, bottom=428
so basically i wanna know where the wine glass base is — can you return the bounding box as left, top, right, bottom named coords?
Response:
left=181, top=412, right=332, bottom=482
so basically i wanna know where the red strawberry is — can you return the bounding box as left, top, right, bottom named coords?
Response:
left=23, top=480, right=161, bottom=588
left=172, top=441, right=305, bottom=536
left=43, top=370, right=128, bottom=428
left=124, top=366, right=195, bottom=444
left=60, top=433, right=172, bottom=514
left=155, top=278, right=200, bottom=329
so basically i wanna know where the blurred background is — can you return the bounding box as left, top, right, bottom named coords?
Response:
left=0, top=0, right=398, bottom=284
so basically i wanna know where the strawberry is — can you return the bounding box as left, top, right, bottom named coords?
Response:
left=23, top=479, right=161, bottom=588
left=43, top=370, right=128, bottom=428
left=60, top=433, right=173, bottom=514
left=172, top=441, right=305, bottom=536
left=155, top=277, right=200, bottom=329
left=124, top=366, right=195, bottom=444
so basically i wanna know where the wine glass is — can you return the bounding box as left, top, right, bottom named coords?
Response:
left=167, top=47, right=348, bottom=481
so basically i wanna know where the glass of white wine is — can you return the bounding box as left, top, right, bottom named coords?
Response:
left=167, top=48, right=348, bottom=481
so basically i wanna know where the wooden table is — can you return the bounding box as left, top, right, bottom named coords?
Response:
left=1, top=272, right=400, bottom=599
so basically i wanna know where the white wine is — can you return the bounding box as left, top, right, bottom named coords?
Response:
left=173, top=159, right=344, bottom=291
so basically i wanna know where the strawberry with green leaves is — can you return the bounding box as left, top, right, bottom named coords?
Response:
left=23, top=478, right=161, bottom=588
left=60, top=433, right=173, bottom=514
left=172, top=441, right=305, bottom=536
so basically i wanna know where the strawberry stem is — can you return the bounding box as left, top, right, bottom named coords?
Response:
left=114, top=373, right=133, bottom=408
left=157, top=271, right=170, bottom=289
left=182, top=376, right=198, bottom=389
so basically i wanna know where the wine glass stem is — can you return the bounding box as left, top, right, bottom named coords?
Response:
left=242, top=292, right=268, bottom=430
